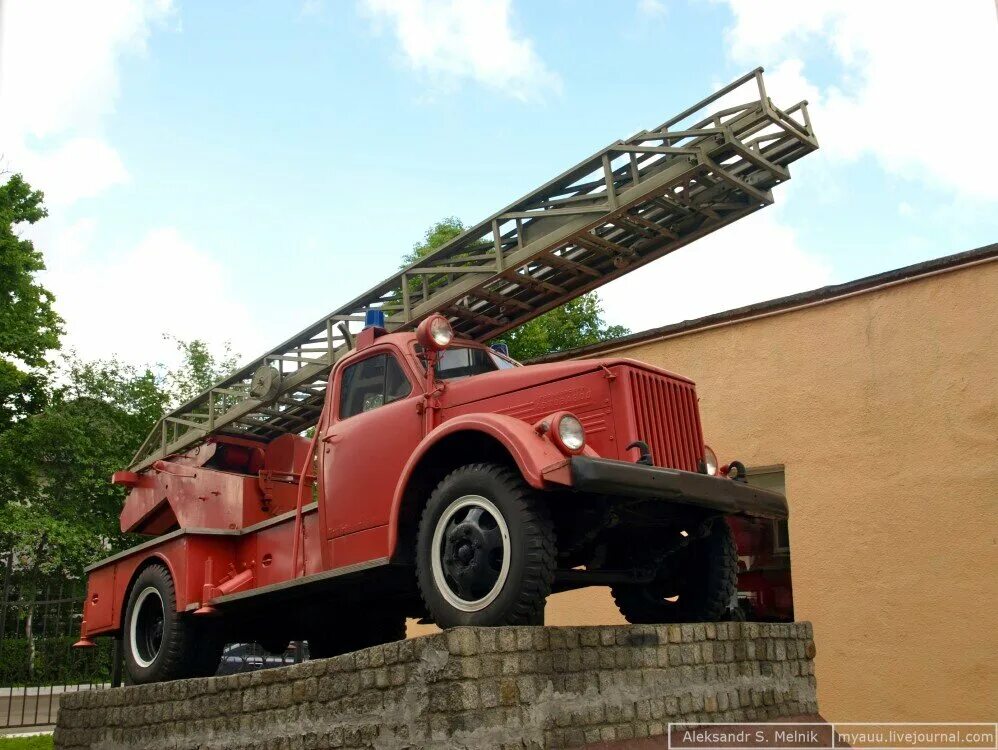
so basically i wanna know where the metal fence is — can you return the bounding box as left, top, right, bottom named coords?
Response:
left=0, top=552, right=301, bottom=730
left=0, top=552, right=111, bottom=729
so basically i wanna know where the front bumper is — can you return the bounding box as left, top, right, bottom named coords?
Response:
left=569, top=456, right=788, bottom=520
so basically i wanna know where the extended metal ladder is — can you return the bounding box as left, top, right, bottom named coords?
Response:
left=130, top=68, right=817, bottom=472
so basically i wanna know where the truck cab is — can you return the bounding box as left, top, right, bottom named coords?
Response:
left=77, top=314, right=788, bottom=684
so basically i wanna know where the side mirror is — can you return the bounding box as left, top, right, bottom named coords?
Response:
left=416, top=314, right=454, bottom=352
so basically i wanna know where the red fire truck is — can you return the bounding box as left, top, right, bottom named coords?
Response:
left=75, top=69, right=816, bottom=684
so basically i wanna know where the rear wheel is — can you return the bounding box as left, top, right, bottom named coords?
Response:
left=415, top=463, right=556, bottom=627
left=611, top=519, right=738, bottom=623
left=123, top=564, right=222, bottom=684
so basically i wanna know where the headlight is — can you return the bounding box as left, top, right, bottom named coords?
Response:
left=553, top=412, right=585, bottom=453
left=416, top=314, right=454, bottom=351
left=703, top=445, right=718, bottom=476
left=429, top=316, right=454, bottom=348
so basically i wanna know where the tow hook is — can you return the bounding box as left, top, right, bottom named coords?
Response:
left=726, top=460, right=748, bottom=483
left=626, top=440, right=654, bottom=466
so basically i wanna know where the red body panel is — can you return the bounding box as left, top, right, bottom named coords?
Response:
left=82, top=507, right=327, bottom=638
left=443, top=369, right=618, bottom=460
left=119, top=461, right=303, bottom=535
left=320, top=342, right=423, bottom=549
left=236, top=507, right=325, bottom=587
left=83, top=534, right=229, bottom=637
left=83, top=330, right=787, bottom=637
left=84, top=566, right=115, bottom=632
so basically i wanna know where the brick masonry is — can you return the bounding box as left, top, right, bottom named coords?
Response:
left=54, top=621, right=818, bottom=750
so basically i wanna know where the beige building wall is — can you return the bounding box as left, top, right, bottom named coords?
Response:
left=539, top=257, right=998, bottom=721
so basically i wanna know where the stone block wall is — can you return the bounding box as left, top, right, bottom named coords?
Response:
left=55, top=621, right=818, bottom=749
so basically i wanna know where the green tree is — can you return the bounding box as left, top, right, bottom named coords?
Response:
left=0, top=358, right=166, bottom=576
left=501, top=294, right=629, bottom=361
left=406, top=218, right=629, bottom=360
left=0, top=174, right=63, bottom=433
left=0, top=337, right=237, bottom=578
left=161, top=334, right=239, bottom=407
left=401, top=217, right=467, bottom=267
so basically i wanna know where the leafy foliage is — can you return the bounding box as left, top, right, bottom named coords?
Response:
left=406, top=218, right=629, bottom=361
left=401, top=216, right=466, bottom=268
left=501, top=294, right=630, bottom=361
left=0, top=174, right=63, bottom=433
left=161, top=334, right=238, bottom=407
left=0, top=636, right=111, bottom=686
left=0, top=357, right=165, bottom=576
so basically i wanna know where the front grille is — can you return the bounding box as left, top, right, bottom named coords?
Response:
left=628, top=370, right=704, bottom=472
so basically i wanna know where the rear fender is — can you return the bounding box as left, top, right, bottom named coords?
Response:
left=82, top=532, right=236, bottom=638
left=82, top=548, right=179, bottom=638
left=387, top=413, right=591, bottom=557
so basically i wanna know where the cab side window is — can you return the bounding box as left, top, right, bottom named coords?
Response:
left=339, top=353, right=412, bottom=420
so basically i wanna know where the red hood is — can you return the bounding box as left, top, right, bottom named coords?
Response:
left=438, top=357, right=692, bottom=410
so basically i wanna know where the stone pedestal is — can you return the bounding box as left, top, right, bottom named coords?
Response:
left=55, top=622, right=818, bottom=749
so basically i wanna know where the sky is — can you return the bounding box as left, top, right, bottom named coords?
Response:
left=1, top=0, right=996, bottom=369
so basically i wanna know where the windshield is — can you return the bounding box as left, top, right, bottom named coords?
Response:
left=432, top=346, right=519, bottom=381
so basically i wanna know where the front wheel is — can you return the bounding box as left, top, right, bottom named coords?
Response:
left=416, top=463, right=556, bottom=627
left=123, top=564, right=222, bottom=684
left=611, top=518, right=738, bottom=624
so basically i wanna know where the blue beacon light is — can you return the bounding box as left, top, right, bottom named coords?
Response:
left=364, top=309, right=386, bottom=329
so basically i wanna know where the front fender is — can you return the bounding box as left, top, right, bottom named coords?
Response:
left=387, top=413, right=595, bottom=556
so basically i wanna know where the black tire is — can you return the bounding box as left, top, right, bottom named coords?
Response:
left=415, top=463, right=556, bottom=627
left=611, top=519, right=738, bottom=624
left=122, top=564, right=223, bottom=684
left=308, top=611, right=406, bottom=660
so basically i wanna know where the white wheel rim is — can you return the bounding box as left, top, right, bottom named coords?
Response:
left=430, top=494, right=511, bottom=612
left=129, top=586, right=164, bottom=668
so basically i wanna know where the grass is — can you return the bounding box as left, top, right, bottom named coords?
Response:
left=0, top=735, right=54, bottom=750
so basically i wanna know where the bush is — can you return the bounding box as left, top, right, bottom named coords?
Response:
left=0, top=636, right=111, bottom=686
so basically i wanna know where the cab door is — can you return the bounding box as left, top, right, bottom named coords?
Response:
left=320, top=347, right=423, bottom=566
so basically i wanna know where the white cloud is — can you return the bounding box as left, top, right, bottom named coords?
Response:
left=637, top=0, right=668, bottom=19
left=15, top=138, right=130, bottom=207
left=718, top=0, right=998, bottom=201
left=300, top=0, right=325, bottom=18
left=0, top=0, right=173, bottom=205
left=0, top=1, right=200, bottom=369
left=45, top=218, right=99, bottom=263
left=599, top=208, right=833, bottom=332
left=360, top=0, right=560, bottom=100
left=40, top=226, right=262, bottom=368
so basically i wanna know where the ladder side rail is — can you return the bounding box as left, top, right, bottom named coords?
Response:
left=393, top=98, right=790, bottom=325
left=417, top=103, right=816, bottom=342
